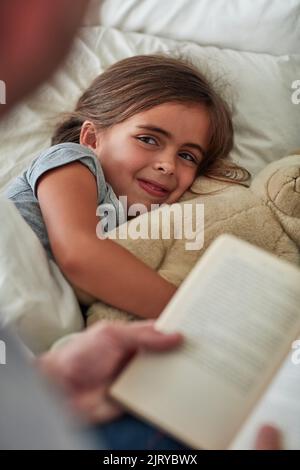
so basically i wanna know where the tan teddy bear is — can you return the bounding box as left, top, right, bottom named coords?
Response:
left=86, top=153, right=300, bottom=325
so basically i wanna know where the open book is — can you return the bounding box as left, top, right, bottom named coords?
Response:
left=110, top=235, right=300, bottom=450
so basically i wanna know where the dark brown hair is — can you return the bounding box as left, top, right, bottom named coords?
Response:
left=52, top=54, right=250, bottom=183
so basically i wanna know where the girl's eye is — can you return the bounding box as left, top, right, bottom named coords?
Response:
left=137, top=136, right=158, bottom=145
left=179, top=152, right=198, bottom=164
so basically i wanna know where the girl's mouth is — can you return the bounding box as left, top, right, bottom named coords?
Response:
left=137, top=179, right=170, bottom=198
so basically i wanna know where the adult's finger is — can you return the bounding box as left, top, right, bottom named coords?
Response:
left=69, top=387, right=124, bottom=424
left=255, top=425, right=282, bottom=450
left=95, top=321, right=184, bottom=354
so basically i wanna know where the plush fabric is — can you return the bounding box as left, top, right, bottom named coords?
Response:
left=87, top=153, right=300, bottom=325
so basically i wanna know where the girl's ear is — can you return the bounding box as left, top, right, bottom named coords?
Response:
left=80, top=121, right=98, bottom=149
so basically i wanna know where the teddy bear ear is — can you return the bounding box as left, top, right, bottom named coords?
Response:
left=268, top=163, right=300, bottom=218
left=260, top=155, right=300, bottom=250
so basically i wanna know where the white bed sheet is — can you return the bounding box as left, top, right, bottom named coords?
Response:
left=85, top=0, right=300, bottom=55
left=0, top=26, right=299, bottom=191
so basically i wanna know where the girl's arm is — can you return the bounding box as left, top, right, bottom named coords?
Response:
left=37, top=162, right=176, bottom=319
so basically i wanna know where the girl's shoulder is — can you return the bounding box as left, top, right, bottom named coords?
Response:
left=35, top=142, right=97, bottom=164
left=26, top=142, right=105, bottom=201
left=29, top=142, right=100, bottom=179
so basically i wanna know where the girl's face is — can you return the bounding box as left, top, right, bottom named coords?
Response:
left=80, top=102, right=211, bottom=211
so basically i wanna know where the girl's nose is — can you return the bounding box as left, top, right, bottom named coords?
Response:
left=153, top=160, right=175, bottom=175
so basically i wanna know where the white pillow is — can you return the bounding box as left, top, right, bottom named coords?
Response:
left=0, top=27, right=299, bottom=188
left=84, top=0, right=300, bottom=56
left=0, top=197, right=84, bottom=354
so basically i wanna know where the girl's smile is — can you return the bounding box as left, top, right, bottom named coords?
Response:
left=137, top=178, right=171, bottom=198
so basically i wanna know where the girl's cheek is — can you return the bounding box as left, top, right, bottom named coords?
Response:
left=132, top=153, right=149, bottom=168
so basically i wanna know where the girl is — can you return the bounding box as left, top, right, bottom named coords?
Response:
left=6, top=54, right=249, bottom=319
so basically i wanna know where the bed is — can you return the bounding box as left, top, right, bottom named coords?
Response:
left=0, top=0, right=299, bottom=353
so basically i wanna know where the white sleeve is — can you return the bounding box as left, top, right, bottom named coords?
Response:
left=0, top=197, right=84, bottom=354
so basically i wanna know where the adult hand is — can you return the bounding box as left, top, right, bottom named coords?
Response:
left=38, top=321, right=183, bottom=423
left=0, top=0, right=90, bottom=116
left=255, top=425, right=282, bottom=450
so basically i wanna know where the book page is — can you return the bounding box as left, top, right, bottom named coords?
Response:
left=230, top=351, right=300, bottom=449
left=110, top=235, right=300, bottom=449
